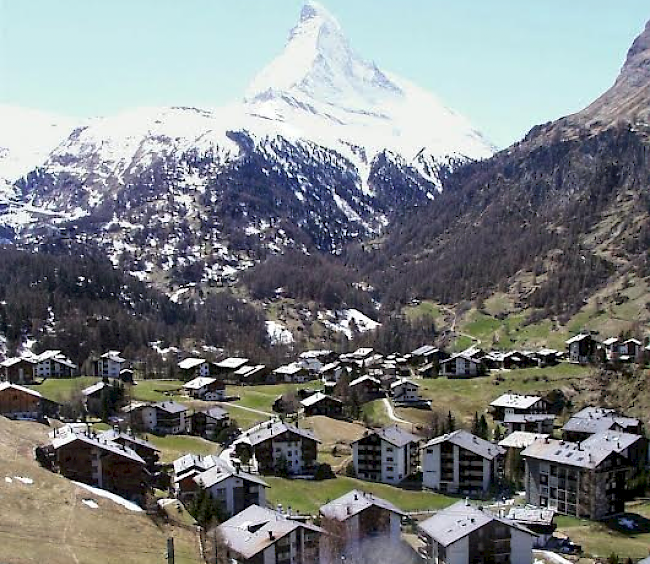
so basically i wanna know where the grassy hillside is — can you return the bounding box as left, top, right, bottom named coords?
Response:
left=0, top=417, right=201, bottom=564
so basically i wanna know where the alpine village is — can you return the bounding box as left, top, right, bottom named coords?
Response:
left=2, top=3, right=650, bottom=564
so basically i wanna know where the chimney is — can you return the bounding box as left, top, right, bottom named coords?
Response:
left=268, top=531, right=274, bottom=540
left=354, top=493, right=358, bottom=500
left=465, top=497, right=470, bottom=507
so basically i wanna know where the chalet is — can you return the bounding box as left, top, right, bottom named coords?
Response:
left=422, top=430, right=504, bottom=495
left=193, top=460, right=268, bottom=517
left=297, top=356, right=323, bottom=375
left=319, top=490, right=404, bottom=552
left=418, top=501, right=536, bottom=564
left=565, top=333, right=598, bottom=364
left=232, top=364, right=267, bottom=384
left=98, top=429, right=160, bottom=469
left=51, top=432, right=148, bottom=502
left=352, top=425, right=420, bottom=485
left=0, top=357, right=37, bottom=384
left=410, top=345, right=442, bottom=366
left=521, top=437, right=631, bottom=519
left=619, top=338, right=642, bottom=361
left=531, top=348, right=562, bottom=367
left=299, top=349, right=336, bottom=363
left=233, top=420, right=320, bottom=475
left=602, top=337, right=621, bottom=361
left=129, top=401, right=190, bottom=435
left=319, top=361, right=344, bottom=382
left=81, top=381, right=109, bottom=416
left=490, top=394, right=548, bottom=423
left=172, top=453, right=219, bottom=501
left=300, top=392, right=343, bottom=418
left=348, top=375, right=382, bottom=402
left=0, top=382, right=44, bottom=419
left=439, top=354, right=486, bottom=378
left=506, top=507, right=556, bottom=548
left=190, top=406, right=230, bottom=439
left=562, top=406, right=641, bottom=442
left=182, top=376, right=225, bottom=400
left=390, top=378, right=421, bottom=403
left=178, top=357, right=211, bottom=379
left=504, top=413, right=555, bottom=435
left=119, top=368, right=134, bottom=383
left=484, top=351, right=537, bottom=371
left=339, top=348, right=374, bottom=368
left=95, top=351, right=127, bottom=379
left=273, top=362, right=311, bottom=383
left=217, top=505, right=323, bottom=564
left=31, top=350, right=77, bottom=378
left=213, top=357, right=249, bottom=378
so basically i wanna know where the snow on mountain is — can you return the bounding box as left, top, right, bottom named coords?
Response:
left=318, top=308, right=381, bottom=339
left=266, top=320, right=295, bottom=345
left=0, top=105, right=78, bottom=184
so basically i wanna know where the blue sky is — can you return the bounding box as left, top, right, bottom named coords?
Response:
left=1, top=0, right=648, bottom=147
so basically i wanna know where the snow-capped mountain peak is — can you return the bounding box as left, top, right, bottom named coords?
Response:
left=245, top=1, right=401, bottom=111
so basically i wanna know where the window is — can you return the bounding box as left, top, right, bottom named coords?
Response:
left=540, top=474, right=548, bottom=485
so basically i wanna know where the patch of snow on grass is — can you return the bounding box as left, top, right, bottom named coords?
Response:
left=14, top=476, right=33, bottom=484
left=82, top=499, right=99, bottom=509
left=266, top=320, right=295, bottom=345
left=73, top=481, right=143, bottom=512
left=319, top=308, right=380, bottom=339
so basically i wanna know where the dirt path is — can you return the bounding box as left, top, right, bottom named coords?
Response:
left=216, top=402, right=273, bottom=417
left=383, top=398, right=412, bottom=425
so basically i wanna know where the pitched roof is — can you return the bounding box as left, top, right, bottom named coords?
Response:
left=194, top=463, right=268, bottom=489
left=349, top=375, right=380, bottom=387
left=0, top=382, right=42, bottom=398
left=178, top=357, right=207, bottom=370
left=195, top=406, right=229, bottom=420
left=490, top=394, right=542, bottom=410
left=390, top=378, right=420, bottom=389
left=238, top=420, right=319, bottom=447
left=504, top=413, right=555, bottom=424
left=82, top=381, right=107, bottom=396
left=154, top=401, right=188, bottom=414
left=423, top=430, right=504, bottom=460
left=99, top=429, right=160, bottom=452
left=353, top=425, right=420, bottom=448
left=439, top=353, right=482, bottom=365
left=273, top=362, right=306, bottom=375
left=419, top=501, right=534, bottom=547
left=0, top=357, right=36, bottom=367
left=300, top=392, right=342, bottom=408
left=521, top=437, right=623, bottom=469
left=215, top=357, right=249, bottom=370
left=51, top=432, right=145, bottom=464
left=218, top=505, right=322, bottom=559
left=581, top=431, right=644, bottom=454
left=182, top=376, right=217, bottom=390
left=602, top=337, right=620, bottom=346
left=498, top=432, right=549, bottom=449
left=320, top=489, right=405, bottom=521
left=411, top=345, right=439, bottom=357
left=566, top=333, right=593, bottom=344
left=101, top=351, right=126, bottom=363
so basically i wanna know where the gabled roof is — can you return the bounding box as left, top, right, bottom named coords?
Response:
left=504, top=413, right=555, bottom=424
left=178, top=357, right=207, bottom=370
left=490, top=394, right=542, bottom=410
left=195, top=406, right=229, bottom=420
left=566, top=333, right=593, bottom=344
left=320, top=489, right=405, bottom=521
left=194, top=463, right=268, bottom=489
left=82, top=381, right=108, bottom=397
left=581, top=431, right=643, bottom=454
left=52, top=432, right=145, bottom=465
left=498, top=432, right=549, bottom=449
left=273, top=362, right=306, bottom=375
left=419, top=501, right=535, bottom=547
left=423, top=430, right=504, bottom=460
left=101, top=351, right=126, bottom=363
left=215, top=357, right=249, bottom=370
left=218, top=505, right=322, bottom=559
left=154, top=401, right=188, bottom=414
left=99, top=429, right=160, bottom=452
left=521, top=437, right=623, bottom=469
left=439, top=353, right=482, bottom=365
left=353, top=425, right=420, bottom=448
left=0, top=382, right=42, bottom=398
left=602, top=337, right=620, bottom=346
left=349, top=375, right=380, bottom=387
left=238, top=420, right=319, bottom=447
left=300, top=392, right=342, bottom=408
left=233, top=364, right=266, bottom=376
left=182, top=376, right=217, bottom=390
left=0, top=357, right=36, bottom=368
left=411, top=345, right=439, bottom=357
left=390, top=378, right=419, bottom=389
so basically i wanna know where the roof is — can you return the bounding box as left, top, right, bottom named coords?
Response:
left=218, top=505, right=322, bottom=560
left=238, top=420, right=319, bottom=447
left=490, top=394, right=542, bottom=410
left=300, top=392, right=342, bottom=408
left=602, top=337, right=620, bottom=346
left=521, top=437, right=623, bottom=469
left=178, top=357, right=207, bottom=370
left=349, top=375, right=380, bottom=387
left=562, top=407, right=639, bottom=434
left=101, top=351, right=126, bottom=363
left=353, top=425, right=420, bottom=448
left=506, top=507, right=555, bottom=527
left=299, top=350, right=332, bottom=359
left=273, top=362, right=305, bottom=375
left=622, top=338, right=642, bottom=346
left=194, top=406, right=229, bottom=420
left=0, top=382, right=42, bottom=398
left=581, top=431, right=643, bottom=454
left=423, top=430, right=504, bottom=460
left=419, top=501, right=534, bottom=547
left=194, top=464, right=268, bottom=489
left=320, top=489, right=405, bottom=521
left=566, top=333, right=593, bottom=344
left=52, top=432, right=145, bottom=465
left=440, top=353, right=482, bottom=365
left=182, top=376, right=217, bottom=390
left=215, top=357, right=249, bottom=370
left=390, top=378, right=420, bottom=389
left=82, top=381, right=108, bottom=396
left=99, top=429, right=160, bottom=452
left=411, top=345, right=439, bottom=357
left=154, top=401, right=188, bottom=414
left=499, top=432, right=550, bottom=449
left=0, top=357, right=36, bottom=367
left=233, top=364, right=266, bottom=376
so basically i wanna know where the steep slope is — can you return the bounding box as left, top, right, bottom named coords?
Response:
left=3, top=2, right=492, bottom=292
left=355, top=18, right=650, bottom=320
